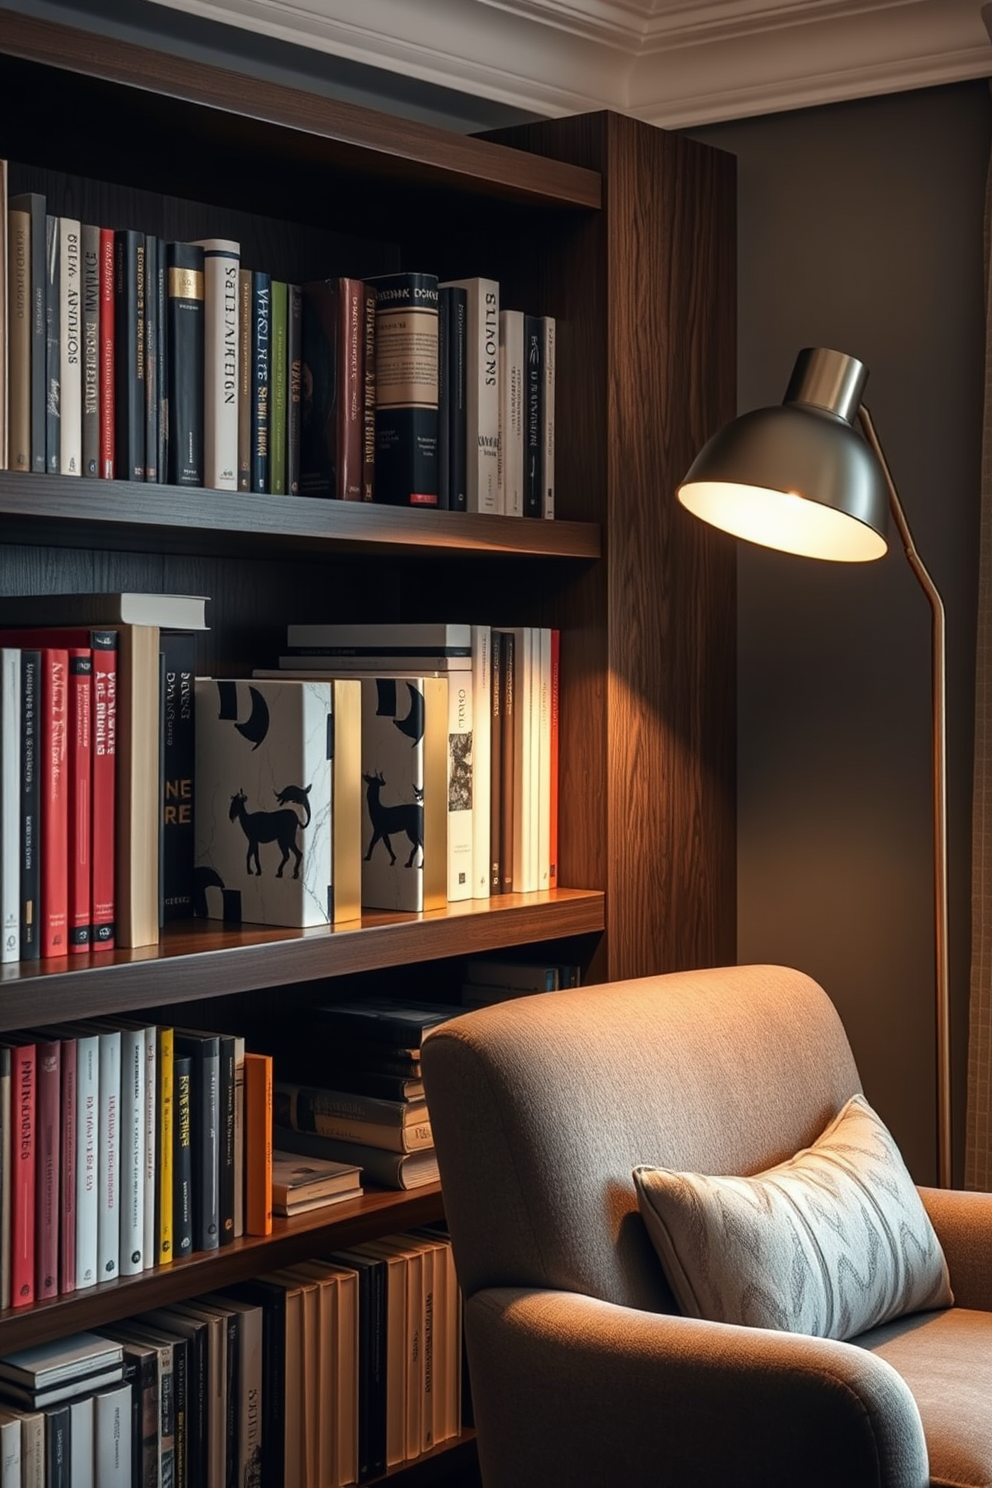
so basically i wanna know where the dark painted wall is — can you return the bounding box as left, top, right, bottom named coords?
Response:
left=691, top=83, right=991, bottom=1183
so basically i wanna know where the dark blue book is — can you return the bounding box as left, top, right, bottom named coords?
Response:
left=165, top=241, right=204, bottom=486
left=251, top=270, right=271, bottom=493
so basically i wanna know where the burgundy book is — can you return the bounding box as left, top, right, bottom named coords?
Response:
left=33, top=1036, right=61, bottom=1299
left=59, top=1034, right=77, bottom=1294
left=67, top=649, right=93, bottom=953
left=300, top=276, right=365, bottom=500
left=5, top=1040, right=36, bottom=1307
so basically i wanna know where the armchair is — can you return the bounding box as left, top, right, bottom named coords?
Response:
left=421, top=964, right=992, bottom=1487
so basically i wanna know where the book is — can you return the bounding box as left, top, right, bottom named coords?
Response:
left=114, top=1021, right=146, bottom=1274
left=136, top=1309, right=209, bottom=1488
left=496, top=627, right=515, bottom=893
left=0, top=648, right=19, bottom=961
left=537, top=624, right=552, bottom=891
left=43, top=1404, right=68, bottom=1488
left=284, top=619, right=471, bottom=659
left=72, top=1028, right=99, bottom=1289
left=0, top=591, right=210, bottom=631
left=7, top=200, right=31, bottom=473
left=156, top=1025, right=174, bottom=1265
left=44, top=214, right=59, bottom=475
left=489, top=622, right=502, bottom=893
left=471, top=624, right=492, bottom=899
left=163, top=1301, right=227, bottom=1487
left=549, top=626, right=559, bottom=887
left=68, top=1392, right=93, bottom=1488
left=299, top=276, right=366, bottom=501
left=194, top=675, right=361, bottom=928
left=274, top=1081, right=432, bottom=1153
left=173, top=1053, right=194, bottom=1259
left=8, top=193, right=45, bottom=473
left=66, top=647, right=93, bottom=951
left=542, top=314, right=556, bottom=517
left=0, top=1333, right=122, bottom=1393
left=93, top=1382, right=132, bottom=1487
left=269, top=279, right=288, bottom=495
left=244, top=1050, right=273, bottom=1237
left=463, top=955, right=560, bottom=993
left=232, top=1032, right=246, bottom=1242
left=0, top=1411, right=20, bottom=1487
left=272, top=1127, right=440, bottom=1191
left=58, top=216, right=81, bottom=477
left=361, top=281, right=376, bottom=501
left=287, top=281, right=302, bottom=495
left=221, top=1276, right=285, bottom=1488
left=251, top=270, right=271, bottom=493
left=161, top=629, right=197, bottom=921
left=88, top=1021, right=121, bottom=1281
left=142, top=234, right=160, bottom=483
left=270, top=1151, right=361, bottom=1213
left=31, top=1036, right=59, bottom=1299
left=165, top=241, right=204, bottom=486
left=133, top=1021, right=158, bottom=1272
left=38, top=647, right=69, bottom=956
left=523, top=312, right=544, bottom=517
left=217, top=1032, right=237, bottom=1246
left=193, top=238, right=240, bottom=490
left=237, top=266, right=252, bottom=491
left=437, top=276, right=499, bottom=512
left=99, top=226, right=115, bottom=477
left=498, top=308, right=525, bottom=516
left=9, top=1409, right=42, bottom=1488
left=0, top=1049, right=9, bottom=1312
left=154, top=232, right=169, bottom=483
left=366, top=271, right=439, bottom=506
left=174, top=1030, right=221, bottom=1254
left=99, top=1324, right=173, bottom=1488
left=0, top=161, right=4, bottom=465
left=80, top=222, right=101, bottom=477
left=113, top=228, right=144, bottom=481
left=201, top=1291, right=263, bottom=1488
left=307, top=995, right=456, bottom=1045
left=328, top=1247, right=387, bottom=1480
left=439, top=283, right=467, bottom=511
left=18, top=652, right=41, bottom=961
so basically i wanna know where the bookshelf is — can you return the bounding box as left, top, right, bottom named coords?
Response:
left=0, top=6, right=736, bottom=1481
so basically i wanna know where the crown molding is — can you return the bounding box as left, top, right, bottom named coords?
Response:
left=145, top=0, right=992, bottom=126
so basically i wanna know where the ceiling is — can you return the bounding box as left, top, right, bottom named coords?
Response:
left=146, top=0, right=992, bottom=128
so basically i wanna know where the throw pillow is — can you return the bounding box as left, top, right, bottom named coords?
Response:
left=633, top=1094, right=952, bottom=1340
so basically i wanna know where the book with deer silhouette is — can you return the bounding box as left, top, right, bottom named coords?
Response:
left=193, top=676, right=362, bottom=928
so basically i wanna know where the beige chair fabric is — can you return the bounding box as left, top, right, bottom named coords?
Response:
left=422, top=964, right=992, bottom=1488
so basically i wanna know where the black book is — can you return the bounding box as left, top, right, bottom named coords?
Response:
left=81, top=223, right=101, bottom=477
left=109, top=1336, right=159, bottom=1488
left=251, top=270, right=271, bottom=493
left=307, top=995, right=457, bottom=1047
left=224, top=1278, right=286, bottom=1488
left=127, top=1326, right=187, bottom=1488
left=173, top=1053, right=194, bottom=1259
left=138, top=1310, right=209, bottom=1488
left=286, top=282, right=302, bottom=495
left=155, top=243, right=168, bottom=483
left=44, top=213, right=60, bottom=474
left=9, top=192, right=47, bottom=471
left=217, top=1032, right=236, bottom=1246
left=436, top=285, right=450, bottom=508
left=114, top=228, right=146, bottom=480
left=160, top=629, right=197, bottom=922
left=331, top=1248, right=387, bottom=1480
left=44, top=1402, right=70, bottom=1488
left=523, top=312, right=544, bottom=518
left=166, top=241, right=204, bottom=486
left=143, top=234, right=159, bottom=483
left=175, top=1031, right=221, bottom=1252
left=442, top=283, right=467, bottom=511
left=365, top=271, right=439, bottom=507
left=19, top=649, right=41, bottom=961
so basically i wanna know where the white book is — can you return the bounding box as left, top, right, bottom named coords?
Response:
left=68, top=1394, right=93, bottom=1488
left=58, top=217, right=81, bottom=477
left=90, top=1024, right=121, bottom=1281
left=471, top=624, right=491, bottom=899
left=114, top=1022, right=145, bottom=1274
left=73, top=1031, right=100, bottom=1289
left=272, top=653, right=470, bottom=673
left=508, top=627, right=538, bottom=893
left=0, top=1411, right=20, bottom=1488
left=193, top=238, right=241, bottom=490
left=115, top=1018, right=158, bottom=1269
left=93, top=1384, right=131, bottom=1487
left=542, top=315, right=555, bottom=518
left=438, top=276, right=499, bottom=512
left=233, top=1032, right=246, bottom=1239
left=498, top=309, right=524, bottom=517
left=537, top=626, right=552, bottom=891
left=0, top=649, right=20, bottom=962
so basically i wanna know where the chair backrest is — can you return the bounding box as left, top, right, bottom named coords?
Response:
left=422, top=964, right=863, bottom=1313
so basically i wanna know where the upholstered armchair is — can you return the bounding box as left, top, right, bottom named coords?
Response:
left=421, top=964, right=992, bottom=1487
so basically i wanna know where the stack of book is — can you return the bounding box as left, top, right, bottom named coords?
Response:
left=271, top=1150, right=363, bottom=1217
left=459, top=953, right=582, bottom=1007
left=0, top=1332, right=130, bottom=1486
left=270, top=996, right=461, bottom=1190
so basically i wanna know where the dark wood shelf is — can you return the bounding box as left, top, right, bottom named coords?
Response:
left=0, top=1184, right=446, bottom=1351
left=375, top=1432, right=478, bottom=1485
left=0, top=890, right=605, bottom=1029
left=0, top=472, right=601, bottom=562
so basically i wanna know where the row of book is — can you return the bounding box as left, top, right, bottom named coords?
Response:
left=0, top=1224, right=462, bottom=1486
left=0, top=171, right=555, bottom=515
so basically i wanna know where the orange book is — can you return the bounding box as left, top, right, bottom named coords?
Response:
left=244, top=1051, right=273, bottom=1236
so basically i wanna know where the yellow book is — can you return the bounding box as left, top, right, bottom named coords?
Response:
left=157, top=1026, right=174, bottom=1264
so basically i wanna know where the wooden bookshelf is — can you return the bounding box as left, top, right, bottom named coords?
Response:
left=0, top=6, right=736, bottom=1482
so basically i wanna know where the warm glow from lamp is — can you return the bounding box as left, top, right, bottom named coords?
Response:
left=678, top=479, right=888, bottom=562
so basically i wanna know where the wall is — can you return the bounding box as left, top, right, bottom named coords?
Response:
left=691, top=83, right=991, bottom=1184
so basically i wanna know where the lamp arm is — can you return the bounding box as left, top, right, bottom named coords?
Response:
left=858, top=403, right=951, bottom=1187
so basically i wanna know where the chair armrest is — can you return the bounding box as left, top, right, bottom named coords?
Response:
left=464, top=1288, right=928, bottom=1488
left=919, top=1184, right=992, bottom=1310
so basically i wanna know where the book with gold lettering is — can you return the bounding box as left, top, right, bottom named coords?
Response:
left=165, top=241, right=204, bottom=486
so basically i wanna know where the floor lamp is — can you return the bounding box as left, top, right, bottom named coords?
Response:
left=677, top=346, right=951, bottom=1187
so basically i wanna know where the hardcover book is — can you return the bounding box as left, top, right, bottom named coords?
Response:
left=80, top=222, right=101, bottom=477
left=165, top=241, right=204, bottom=486
left=287, top=281, right=303, bottom=495
left=113, top=228, right=145, bottom=481
left=0, top=650, right=19, bottom=962
left=269, top=278, right=288, bottom=495
left=194, top=676, right=361, bottom=928
left=300, top=276, right=366, bottom=501
left=99, top=226, right=115, bottom=478
left=498, top=308, right=525, bottom=517
left=438, top=275, right=499, bottom=512
left=143, top=234, right=160, bottom=483
left=44, top=214, right=60, bottom=476
left=237, top=266, right=252, bottom=491
left=8, top=192, right=46, bottom=473
left=523, top=313, right=544, bottom=518
left=161, top=630, right=197, bottom=922
left=366, top=271, right=439, bottom=507
left=251, top=270, right=271, bottom=493
left=7, top=202, right=31, bottom=473
left=58, top=216, right=81, bottom=477
left=193, top=238, right=240, bottom=490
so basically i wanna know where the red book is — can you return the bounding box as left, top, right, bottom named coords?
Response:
left=40, top=647, right=69, bottom=958
left=100, top=226, right=115, bottom=478
left=300, top=276, right=365, bottom=500
left=67, top=650, right=93, bottom=953
left=549, top=628, right=559, bottom=891
left=32, top=1037, right=60, bottom=1299
left=59, top=1034, right=77, bottom=1295
left=6, top=1041, right=36, bottom=1308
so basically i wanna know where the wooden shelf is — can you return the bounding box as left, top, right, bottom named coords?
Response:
left=0, top=890, right=605, bottom=1029
left=0, top=1184, right=447, bottom=1351
left=0, top=472, right=601, bottom=562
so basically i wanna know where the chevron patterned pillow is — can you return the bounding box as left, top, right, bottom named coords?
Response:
left=633, top=1094, right=953, bottom=1340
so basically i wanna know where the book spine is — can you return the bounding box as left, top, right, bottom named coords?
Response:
left=34, top=1039, right=60, bottom=1300
left=58, top=218, right=82, bottom=476
left=95, top=1027, right=121, bottom=1281
left=44, top=214, right=60, bottom=474
left=118, top=1023, right=145, bottom=1274
left=542, top=315, right=556, bottom=518
left=537, top=626, right=552, bottom=892
left=498, top=629, right=515, bottom=893
left=287, top=282, right=302, bottom=496
left=90, top=629, right=117, bottom=949
left=11, top=192, right=47, bottom=473
left=157, top=1025, right=174, bottom=1264
left=57, top=1035, right=76, bottom=1291
left=67, top=649, right=93, bottom=952
left=140, top=1023, right=157, bottom=1270
left=161, top=630, right=196, bottom=921
left=165, top=242, right=204, bottom=486
left=218, top=1034, right=236, bottom=1246
left=237, top=267, right=252, bottom=491
left=251, top=271, right=271, bottom=493
left=274, top=1079, right=423, bottom=1128
left=74, top=1034, right=99, bottom=1289
left=8, top=207, right=31, bottom=471
left=94, top=1382, right=131, bottom=1486
left=446, top=671, right=473, bottom=902
left=195, top=238, right=240, bottom=490
left=20, top=650, right=41, bottom=961
left=436, top=285, right=450, bottom=508
left=40, top=647, right=69, bottom=958
left=44, top=1404, right=69, bottom=1488
left=10, top=1042, right=35, bottom=1307
left=155, top=244, right=168, bottom=484
left=232, top=1034, right=245, bottom=1241
left=81, top=223, right=101, bottom=477
left=523, top=313, right=544, bottom=518
left=0, top=649, right=20, bottom=961
left=173, top=1054, right=194, bottom=1259
left=510, top=626, right=536, bottom=892
left=439, top=277, right=499, bottom=512
left=0, top=1045, right=9, bottom=1311
left=368, top=272, right=439, bottom=506
left=143, top=234, right=159, bottom=483
left=269, top=279, right=288, bottom=495
left=471, top=624, right=491, bottom=899
left=549, top=627, right=560, bottom=889
left=244, top=1051, right=272, bottom=1237
left=490, top=627, right=502, bottom=892
left=451, top=283, right=473, bottom=510
left=113, top=228, right=145, bottom=481
left=185, top=1034, right=221, bottom=1253
left=99, top=227, right=115, bottom=478
left=361, top=282, right=376, bottom=501
left=299, top=277, right=363, bottom=500
left=498, top=308, right=524, bottom=517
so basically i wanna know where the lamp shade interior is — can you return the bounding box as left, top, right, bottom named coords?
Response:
left=678, top=479, right=888, bottom=561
